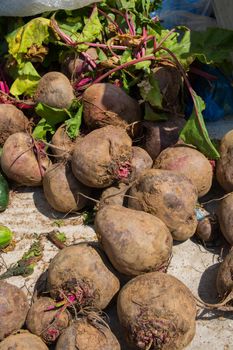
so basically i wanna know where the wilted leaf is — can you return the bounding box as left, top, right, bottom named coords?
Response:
left=10, top=62, right=40, bottom=96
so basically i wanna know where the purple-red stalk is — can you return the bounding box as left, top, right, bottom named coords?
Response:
left=51, top=17, right=77, bottom=46
left=97, top=7, right=123, bottom=34
left=93, top=54, right=156, bottom=84
left=107, top=7, right=128, bottom=20
left=75, top=77, right=93, bottom=89
left=125, top=11, right=136, bottom=36
left=77, top=42, right=127, bottom=50
left=81, top=52, right=97, bottom=69
left=125, top=11, right=134, bottom=36
left=0, top=82, right=6, bottom=93
left=156, top=28, right=176, bottom=49
left=141, top=27, right=147, bottom=57
left=0, top=66, right=10, bottom=94
left=189, top=67, right=217, bottom=81
left=154, top=36, right=157, bottom=51
left=129, top=13, right=136, bottom=36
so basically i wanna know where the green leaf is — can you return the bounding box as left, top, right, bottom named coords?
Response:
left=76, top=7, right=102, bottom=50
left=160, top=27, right=233, bottom=67
left=32, top=118, right=55, bottom=140
left=142, top=0, right=151, bottom=15
left=34, top=101, right=81, bottom=141
left=56, top=232, right=67, bottom=243
left=121, top=71, right=130, bottom=94
left=120, top=49, right=132, bottom=64
left=35, top=103, right=70, bottom=125
left=138, top=73, right=163, bottom=109
left=180, top=92, right=220, bottom=159
left=144, top=103, right=168, bottom=121
left=10, top=62, right=40, bottom=97
left=97, top=48, right=108, bottom=62
left=6, top=17, right=51, bottom=65
left=65, top=104, right=83, bottom=139
left=135, top=60, right=151, bottom=71
left=58, top=15, right=83, bottom=42
left=185, top=27, right=233, bottom=64
left=119, top=0, right=137, bottom=11
left=157, top=29, right=194, bottom=69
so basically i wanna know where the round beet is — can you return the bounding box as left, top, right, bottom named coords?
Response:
left=1, top=132, right=50, bottom=186
left=141, top=118, right=185, bottom=160
left=51, top=125, right=79, bottom=160
left=117, top=272, right=196, bottom=350
left=152, top=63, right=182, bottom=108
left=47, top=243, right=120, bottom=310
left=154, top=145, right=213, bottom=197
left=55, top=318, right=120, bottom=350
left=83, top=83, right=141, bottom=130
left=72, top=125, right=133, bottom=188
left=217, top=192, right=233, bottom=245
left=195, top=216, right=219, bottom=243
left=34, top=72, right=75, bottom=109
left=26, top=297, right=70, bottom=343
left=128, top=169, right=198, bottom=241
left=131, top=146, right=153, bottom=180
left=216, top=250, right=233, bottom=297
left=43, top=163, right=91, bottom=213
left=61, top=48, right=98, bottom=78
left=0, top=332, right=49, bottom=350
left=216, top=130, right=233, bottom=192
left=95, top=205, right=172, bottom=276
left=100, top=183, right=129, bottom=207
left=0, top=281, right=29, bottom=340
left=0, top=104, right=29, bottom=146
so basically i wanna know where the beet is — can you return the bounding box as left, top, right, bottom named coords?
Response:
left=216, top=130, right=233, bottom=192
left=51, top=125, right=79, bottom=160
left=141, top=118, right=185, bottom=160
left=0, top=281, right=29, bottom=341
left=83, top=83, right=141, bottom=130
left=152, top=63, right=182, bottom=109
left=216, top=250, right=233, bottom=298
left=71, top=125, right=133, bottom=188
left=0, top=104, right=29, bottom=146
left=195, top=216, right=219, bottom=243
left=62, top=48, right=98, bottom=78
left=131, top=146, right=153, bottom=180
left=218, top=192, right=233, bottom=245
left=154, top=145, right=213, bottom=197
left=55, top=318, right=120, bottom=350
left=34, top=72, right=75, bottom=109
left=43, top=163, right=91, bottom=213
left=26, top=297, right=70, bottom=344
left=95, top=205, right=172, bottom=276
left=0, top=332, right=49, bottom=350
left=117, top=272, right=196, bottom=350
left=100, top=183, right=129, bottom=207
left=1, top=132, right=50, bottom=186
left=128, top=169, right=198, bottom=241
left=47, top=243, right=120, bottom=310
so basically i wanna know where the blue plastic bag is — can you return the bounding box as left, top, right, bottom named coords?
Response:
left=151, top=0, right=216, bottom=30
left=157, top=0, right=212, bottom=16
left=186, top=65, right=233, bottom=122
